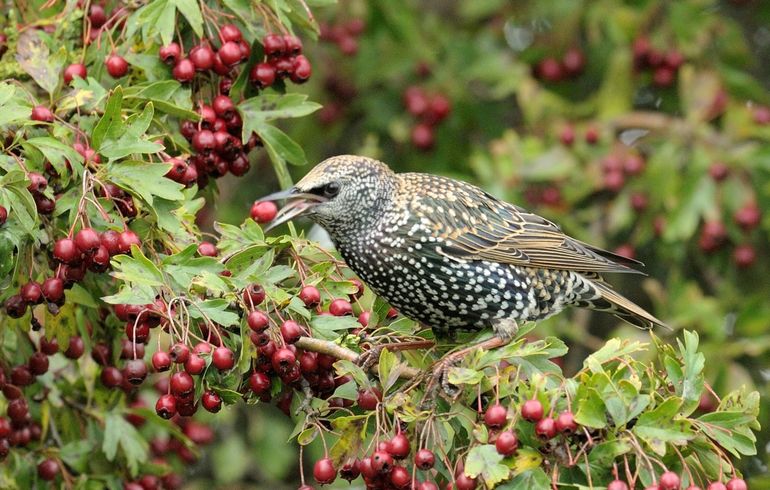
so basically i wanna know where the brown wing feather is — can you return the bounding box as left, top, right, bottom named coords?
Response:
left=405, top=174, right=642, bottom=274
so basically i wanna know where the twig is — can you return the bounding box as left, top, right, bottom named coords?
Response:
left=294, top=337, right=421, bottom=379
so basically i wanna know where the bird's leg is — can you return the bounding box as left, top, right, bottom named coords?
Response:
left=427, top=318, right=519, bottom=397
left=356, top=340, right=436, bottom=372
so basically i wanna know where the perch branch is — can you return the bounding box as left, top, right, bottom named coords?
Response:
left=295, top=337, right=422, bottom=379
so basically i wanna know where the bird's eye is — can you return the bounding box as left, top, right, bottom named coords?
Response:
left=323, top=182, right=340, bottom=198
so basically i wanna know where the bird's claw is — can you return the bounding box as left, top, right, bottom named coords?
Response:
left=355, top=344, right=382, bottom=372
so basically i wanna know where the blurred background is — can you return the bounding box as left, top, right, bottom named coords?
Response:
left=191, top=0, right=770, bottom=487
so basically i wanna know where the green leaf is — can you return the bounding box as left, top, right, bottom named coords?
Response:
left=187, top=299, right=240, bottom=327
left=588, top=439, right=632, bottom=466
left=93, top=88, right=125, bottom=151
left=574, top=385, right=607, bottom=429
left=15, top=30, right=65, bottom=95
left=59, top=440, right=95, bottom=474
left=110, top=246, right=165, bottom=287
left=252, top=122, right=307, bottom=165
left=633, top=397, right=693, bottom=456
left=583, top=338, right=646, bottom=373
left=0, top=83, right=32, bottom=127
left=447, top=367, right=484, bottom=386
left=102, top=413, right=149, bottom=476
left=23, top=137, right=84, bottom=185
left=172, top=0, right=204, bottom=36
left=676, top=330, right=705, bottom=416
left=696, top=411, right=758, bottom=457
left=100, top=103, right=164, bottom=160
left=310, top=315, right=361, bottom=340
left=378, top=347, right=402, bottom=394
left=497, top=468, right=550, bottom=490
left=106, top=161, right=184, bottom=205
left=464, top=445, right=510, bottom=488
left=239, top=93, right=321, bottom=141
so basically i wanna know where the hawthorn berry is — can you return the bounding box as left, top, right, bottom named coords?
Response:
left=220, top=24, right=242, bottom=43
left=63, top=63, right=87, bottom=84
left=243, top=283, right=266, bottom=306
left=263, top=34, right=286, bottom=57
left=314, top=457, right=337, bottom=485
left=37, top=458, right=59, bottom=480
left=733, top=244, right=756, bottom=268
left=28, top=352, right=49, bottom=375
left=357, top=387, right=381, bottom=410
left=251, top=201, right=278, bottom=223
left=483, top=403, right=508, bottom=429
left=54, top=238, right=80, bottom=264
left=0, top=206, right=6, bottom=226
left=555, top=410, right=578, bottom=433
left=272, top=347, right=296, bottom=374
left=118, top=230, right=141, bottom=253
left=521, top=399, right=544, bottom=422
left=190, top=43, right=215, bottom=70
left=371, top=450, right=394, bottom=474
left=418, top=482, right=439, bottom=490
left=197, top=242, right=218, bottom=257
left=248, top=371, right=271, bottom=394
left=456, top=473, right=477, bottom=490
left=726, top=478, right=747, bottom=490
left=184, top=353, right=206, bottom=375
left=155, top=394, right=177, bottom=419
left=535, top=416, right=557, bottom=439
left=415, top=448, right=435, bottom=470
left=659, top=471, right=681, bottom=490
left=101, top=366, right=123, bottom=388
left=281, top=320, right=304, bottom=344
left=411, top=123, right=435, bottom=150
left=299, top=285, right=321, bottom=307
left=707, top=483, right=727, bottom=490
left=212, top=346, right=235, bottom=370
left=106, top=54, right=129, bottom=77
left=202, top=390, right=222, bottom=413
left=290, top=55, right=312, bottom=83
left=608, top=481, right=630, bottom=490
left=31, top=105, right=54, bottom=123
left=387, top=432, right=411, bottom=459
left=495, top=430, right=519, bottom=456
left=159, top=42, right=181, bottom=64
left=329, top=298, right=352, bottom=316
left=75, top=227, right=101, bottom=254
left=247, top=310, right=269, bottom=332
left=172, top=59, right=196, bottom=82
left=124, top=359, right=148, bottom=385
left=64, top=336, right=85, bottom=359
left=170, top=371, right=194, bottom=396
left=390, top=465, right=411, bottom=488
left=340, top=458, right=361, bottom=482
left=152, top=351, right=171, bottom=372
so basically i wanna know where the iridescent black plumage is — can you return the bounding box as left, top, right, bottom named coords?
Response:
left=267, top=155, right=666, bottom=339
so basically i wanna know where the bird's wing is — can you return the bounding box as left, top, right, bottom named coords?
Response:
left=405, top=174, right=642, bottom=274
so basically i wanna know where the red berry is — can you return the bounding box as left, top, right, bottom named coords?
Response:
left=7, top=398, right=29, bottom=421
left=733, top=244, right=756, bottom=268
left=299, top=285, right=321, bottom=308
left=263, top=34, right=286, bottom=57
left=585, top=126, right=600, bottom=144
left=537, top=57, right=563, bottom=82
left=170, top=371, right=194, bottom=396
left=484, top=403, right=508, bottom=429
left=197, top=242, right=218, bottom=257
left=212, top=95, right=236, bottom=119
left=54, top=238, right=80, bottom=264
left=404, top=86, right=429, bottom=116
left=387, top=432, right=411, bottom=459
left=624, top=154, right=646, bottom=176
left=75, top=227, right=101, bottom=254
left=707, top=484, right=727, bottom=490
left=411, top=123, right=435, bottom=150
left=106, top=54, right=129, bottom=78
left=247, top=310, right=269, bottom=331
left=562, top=48, right=586, bottom=76
left=284, top=35, right=303, bottom=55
left=249, top=62, right=276, bottom=89
left=28, top=351, right=49, bottom=375
left=337, top=36, right=358, bottom=56
left=290, top=55, right=312, bottom=83
left=734, top=204, right=761, bottom=231
left=100, top=366, right=123, bottom=388
left=659, top=471, right=681, bottom=490
left=4, top=294, right=26, bottom=318
left=172, top=58, right=195, bottom=82
left=390, top=465, right=411, bottom=488
left=535, top=417, right=557, bottom=439
left=37, top=458, right=59, bottom=480
left=371, top=450, right=393, bottom=474
left=251, top=201, right=278, bottom=223
left=418, top=482, right=439, bottom=490
left=219, top=24, right=242, bottom=43
left=709, top=162, right=729, bottom=182
left=314, top=457, right=337, bottom=485
left=608, top=481, right=630, bottom=490
left=752, top=106, right=770, bottom=125
left=414, top=448, right=435, bottom=470
left=280, top=320, right=304, bottom=344
left=152, top=351, right=171, bottom=372
left=559, top=126, right=575, bottom=146
left=212, top=347, right=235, bottom=371
left=243, top=283, right=266, bottom=306
left=40, top=336, right=59, bottom=355
left=725, top=479, right=747, bottom=490
left=0, top=206, right=6, bottom=226
left=169, top=342, right=190, bottom=364
left=202, top=390, right=222, bottom=413
left=425, top=94, right=451, bottom=124
left=456, top=473, right=477, bottom=490
left=159, top=43, right=181, bottom=65
left=63, top=63, right=87, bottom=84
left=124, top=359, right=148, bottom=385
left=155, top=394, right=177, bottom=419
left=31, top=105, right=54, bottom=123
left=20, top=281, right=43, bottom=305
left=192, top=129, right=216, bottom=153
left=329, top=298, right=352, bottom=316
left=64, top=336, right=85, bottom=359
left=184, top=353, right=206, bottom=375
left=357, top=388, right=382, bottom=410
left=495, top=430, right=519, bottom=456
left=653, top=66, right=676, bottom=87
left=272, top=347, right=296, bottom=374
left=190, top=43, right=215, bottom=71
left=118, top=230, right=141, bottom=253
left=339, top=458, right=360, bottom=482
left=555, top=410, right=578, bottom=433
left=248, top=371, right=271, bottom=394
left=521, top=399, right=544, bottom=422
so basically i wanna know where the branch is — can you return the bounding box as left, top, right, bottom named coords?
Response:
left=295, top=337, right=422, bottom=379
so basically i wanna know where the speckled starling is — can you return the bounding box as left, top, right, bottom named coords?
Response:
left=265, top=155, right=666, bottom=347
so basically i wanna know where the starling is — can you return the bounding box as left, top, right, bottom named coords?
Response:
left=264, top=155, right=666, bottom=366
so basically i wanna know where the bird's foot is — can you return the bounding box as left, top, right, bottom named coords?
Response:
left=423, top=353, right=463, bottom=402
left=354, top=344, right=382, bottom=373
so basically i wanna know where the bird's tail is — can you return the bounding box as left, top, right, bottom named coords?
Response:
left=580, top=275, right=668, bottom=330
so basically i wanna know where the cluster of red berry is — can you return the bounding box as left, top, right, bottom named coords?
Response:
left=402, top=86, right=452, bottom=151
left=534, top=48, right=586, bottom=83
left=248, top=34, right=312, bottom=89
left=600, top=151, right=647, bottom=193
left=161, top=25, right=251, bottom=83
left=177, top=95, right=259, bottom=187
left=632, top=37, right=684, bottom=88
left=607, top=472, right=747, bottom=490
left=319, top=18, right=366, bottom=56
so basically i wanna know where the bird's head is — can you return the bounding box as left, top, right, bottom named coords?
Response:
left=263, top=155, right=397, bottom=236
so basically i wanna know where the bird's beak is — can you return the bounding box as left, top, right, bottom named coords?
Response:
left=260, top=187, right=328, bottom=232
